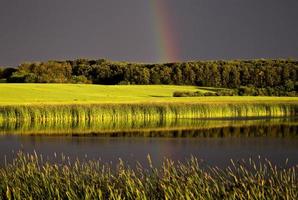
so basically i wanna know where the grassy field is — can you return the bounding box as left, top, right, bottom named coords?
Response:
left=0, top=153, right=297, bottom=200
left=0, top=84, right=297, bottom=123
left=0, top=83, right=298, bottom=105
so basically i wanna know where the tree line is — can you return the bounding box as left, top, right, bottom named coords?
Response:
left=1, top=59, right=297, bottom=95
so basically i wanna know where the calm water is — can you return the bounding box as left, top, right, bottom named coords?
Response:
left=0, top=117, right=297, bottom=168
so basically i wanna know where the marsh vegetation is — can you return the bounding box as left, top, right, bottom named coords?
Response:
left=0, top=153, right=297, bottom=200
left=0, top=84, right=297, bottom=127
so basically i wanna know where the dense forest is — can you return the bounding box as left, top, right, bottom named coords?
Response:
left=1, top=59, right=297, bottom=96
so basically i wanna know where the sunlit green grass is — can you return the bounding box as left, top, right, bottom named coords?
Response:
left=0, top=84, right=297, bottom=123
left=0, top=84, right=297, bottom=105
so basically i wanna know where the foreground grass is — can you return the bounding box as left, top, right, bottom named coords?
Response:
left=0, top=153, right=297, bottom=200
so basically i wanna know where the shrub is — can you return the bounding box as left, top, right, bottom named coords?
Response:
left=71, top=75, right=91, bottom=84
left=173, top=91, right=195, bottom=97
left=238, top=86, right=258, bottom=96
left=203, top=92, right=217, bottom=96
left=173, top=91, right=205, bottom=97
left=215, top=90, right=236, bottom=96
left=286, top=91, right=297, bottom=97
left=118, top=80, right=130, bottom=85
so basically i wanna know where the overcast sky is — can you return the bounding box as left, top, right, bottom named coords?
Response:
left=0, top=0, right=298, bottom=66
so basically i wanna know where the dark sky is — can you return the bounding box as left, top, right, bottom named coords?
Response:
left=1, top=0, right=298, bottom=66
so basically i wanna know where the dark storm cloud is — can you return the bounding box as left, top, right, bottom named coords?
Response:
left=0, top=0, right=297, bottom=66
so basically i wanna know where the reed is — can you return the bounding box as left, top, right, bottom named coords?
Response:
left=0, top=153, right=297, bottom=200
left=0, top=103, right=297, bottom=124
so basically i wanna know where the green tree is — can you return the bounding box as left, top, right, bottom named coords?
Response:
left=150, top=66, right=161, bottom=84
left=285, top=80, right=295, bottom=92
left=208, top=63, right=221, bottom=87
left=160, top=66, right=173, bottom=84
left=0, top=67, right=3, bottom=79
left=229, top=66, right=240, bottom=88
left=183, top=63, right=195, bottom=85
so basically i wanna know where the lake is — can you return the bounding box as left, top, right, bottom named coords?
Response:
left=0, top=117, right=297, bottom=168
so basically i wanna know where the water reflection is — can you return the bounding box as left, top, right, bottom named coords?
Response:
left=0, top=117, right=297, bottom=137
left=0, top=117, right=297, bottom=168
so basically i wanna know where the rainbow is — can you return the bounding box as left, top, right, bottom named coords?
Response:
left=149, top=0, right=179, bottom=63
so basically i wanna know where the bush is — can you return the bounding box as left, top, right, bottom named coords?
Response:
left=173, top=91, right=195, bottom=97
left=238, top=86, right=258, bottom=96
left=71, top=75, right=91, bottom=84
left=237, top=86, right=297, bottom=97
left=173, top=91, right=204, bottom=97
left=118, top=80, right=130, bottom=85
left=173, top=90, right=238, bottom=97
left=215, top=90, right=236, bottom=96
left=194, top=91, right=204, bottom=96
left=286, top=91, right=297, bottom=97
left=203, top=92, right=217, bottom=96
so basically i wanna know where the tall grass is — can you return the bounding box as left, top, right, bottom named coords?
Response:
left=0, top=153, right=297, bottom=200
left=0, top=103, right=296, bottom=124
